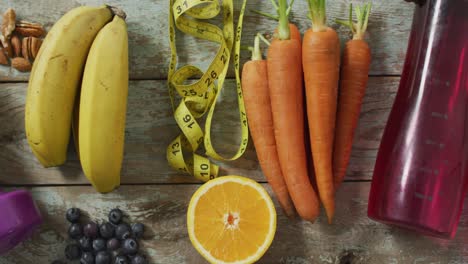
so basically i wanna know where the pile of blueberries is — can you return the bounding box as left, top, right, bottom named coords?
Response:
left=52, top=208, right=148, bottom=264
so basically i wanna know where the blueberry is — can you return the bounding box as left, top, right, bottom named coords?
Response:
left=131, top=223, right=144, bottom=239
left=84, top=221, right=99, bottom=238
left=95, top=251, right=111, bottom=264
left=79, top=236, right=93, bottom=252
left=108, top=208, right=123, bottom=225
left=115, top=223, right=131, bottom=240
left=122, top=238, right=138, bottom=255
left=80, top=252, right=95, bottom=264
left=106, top=238, right=120, bottom=251
left=99, top=222, right=115, bottom=239
left=69, top=223, right=83, bottom=239
left=110, top=249, right=123, bottom=260
left=65, top=244, right=81, bottom=260
left=114, top=255, right=130, bottom=264
left=93, top=238, right=106, bottom=252
left=131, top=255, right=147, bottom=264
left=66, top=208, right=81, bottom=223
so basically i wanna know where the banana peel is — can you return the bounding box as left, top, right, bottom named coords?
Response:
left=78, top=15, right=129, bottom=193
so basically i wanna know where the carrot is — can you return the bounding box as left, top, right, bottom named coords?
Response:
left=241, top=34, right=296, bottom=217
left=333, top=4, right=372, bottom=189
left=276, top=23, right=301, bottom=42
left=267, top=0, right=320, bottom=222
left=303, top=0, right=340, bottom=224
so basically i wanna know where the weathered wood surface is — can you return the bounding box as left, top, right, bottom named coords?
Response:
left=1, top=0, right=450, bottom=263
left=1, top=183, right=467, bottom=264
left=0, top=0, right=412, bottom=81
left=0, top=77, right=396, bottom=185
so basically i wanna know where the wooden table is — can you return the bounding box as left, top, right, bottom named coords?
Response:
left=0, top=0, right=467, bottom=263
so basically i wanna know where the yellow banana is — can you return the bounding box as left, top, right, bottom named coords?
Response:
left=25, top=6, right=113, bottom=167
left=78, top=15, right=129, bottom=193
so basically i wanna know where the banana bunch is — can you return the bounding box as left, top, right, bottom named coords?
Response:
left=25, top=5, right=129, bottom=193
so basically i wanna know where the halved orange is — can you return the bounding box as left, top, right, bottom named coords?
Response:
left=187, top=175, right=277, bottom=264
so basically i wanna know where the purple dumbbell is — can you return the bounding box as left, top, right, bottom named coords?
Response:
left=0, top=190, right=42, bottom=254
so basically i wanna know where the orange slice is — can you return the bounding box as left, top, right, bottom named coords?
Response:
left=187, top=175, right=277, bottom=264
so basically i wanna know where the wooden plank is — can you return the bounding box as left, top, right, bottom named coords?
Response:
left=0, top=0, right=413, bottom=81
left=0, top=183, right=467, bottom=263
left=0, top=77, right=397, bottom=185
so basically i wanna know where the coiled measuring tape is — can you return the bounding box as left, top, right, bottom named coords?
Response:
left=167, top=0, right=249, bottom=181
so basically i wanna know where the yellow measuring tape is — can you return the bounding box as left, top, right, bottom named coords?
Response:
left=167, top=0, right=249, bottom=181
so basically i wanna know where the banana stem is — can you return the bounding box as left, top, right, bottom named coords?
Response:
left=107, top=5, right=127, bottom=20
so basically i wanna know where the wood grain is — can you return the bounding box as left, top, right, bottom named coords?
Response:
left=0, top=77, right=397, bottom=185
left=0, top=183, right=467, bottom=264
left=0, top=0, right=413, bottom=81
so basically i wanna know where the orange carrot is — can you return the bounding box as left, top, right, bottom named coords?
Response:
left=241, top=35, right=295, bottom=217
left=275, top=23, right=301, bottom=42
left=303, top=0, right=340, bottom=223
left=268, top=0, right=320, bottom=222
left=304, top=107, right=318, bottom=192
left=334, top=4, right=372, bottom=189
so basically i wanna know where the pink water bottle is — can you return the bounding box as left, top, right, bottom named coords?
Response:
left=368, top=0, right=468, bottom=239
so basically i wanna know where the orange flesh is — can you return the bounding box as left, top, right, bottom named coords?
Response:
left=192, top=182, right=272, bottom=262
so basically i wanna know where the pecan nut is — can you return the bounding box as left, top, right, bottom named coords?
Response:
left=22, top=37, right=30, bottom=61
left=1, top=8, right=16, bottom=47
left=30, top=37, right=42, bottom=59
left=0, top=48, right=8, bottom=65
left=15, top=20, right=45, bottom=38
left=2, top=39, right=13, bottom=58
left=11, top=57, right=31, bottom=72
left=11, top=34, right=21, bottom=57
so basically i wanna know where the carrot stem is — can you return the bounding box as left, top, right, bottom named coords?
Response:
left=336, top=3, right=372, bottom=40
left=269, top=0, right=279, bottom=11
left=307, top=0, right=326, bottom=31
left=244, top=34, right=268, bottom=61
left=335, top=19, right=350, bottom=28
left=252, top=35, right=262, bottom=61
left=357, top=3, right=371, bottom=39
left=257, top=33, right=271, bottom=46
left=277, top=0, right=290, bottom=40
left=252, top=0, right=294, bottom=21
left=251, top=9, right=279, bottom=20
left=286, top=0, right=295, bottom=16
left=240, top=45, right=253, bottom=51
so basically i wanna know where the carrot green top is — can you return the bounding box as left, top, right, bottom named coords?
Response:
left=250, top=0, right=295, bottom=40
left=336, top=3, right=372, bottom=40
left=246, top=33, right=270, bottom=61
left=252, top=35, right=262, bottom=61
left=277, top=0, right=291, bottom=40
left=250, top=0, right=294, bottom=22
left=307, top=0, right=327, bottom=32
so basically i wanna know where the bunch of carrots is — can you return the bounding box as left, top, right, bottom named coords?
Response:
left=241, top=0, right=372, bottom=223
